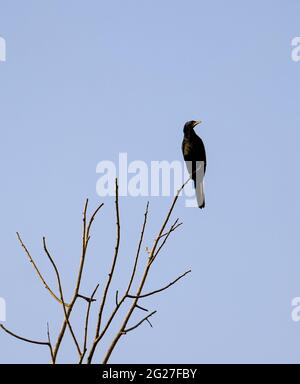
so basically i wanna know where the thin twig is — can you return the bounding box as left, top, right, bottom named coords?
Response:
left=86, top=204, right=104, bottom=240
left=79, top=284, right=99, bottom=364
left=0, top=324, right=50, bottom=346
left=47, top=323, right=55, bottom=364
left=123, top=311, right=157, bottom=334
left=77, top=294, right=97, bottom=303
left=157, top=222, right=183, bottom=240
left=150, top=219, right=181, bottom=265
left=136, top=304, right=149, bottom=312
left=127, top=270, right=191, bottom=299
left=146, top=318, right=153, bottom=328
left=126, top=201, right=150, bottom=294
left=115, top=290, right=119, bottom=307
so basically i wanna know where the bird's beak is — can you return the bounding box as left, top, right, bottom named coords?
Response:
left=193, top=120, right=202, bottom=127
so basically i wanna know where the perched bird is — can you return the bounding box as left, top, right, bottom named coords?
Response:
left=182, top=120, right=207, bottom=208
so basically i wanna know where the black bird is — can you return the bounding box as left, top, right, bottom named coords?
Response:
left=182, top=120, right=207, bottom=208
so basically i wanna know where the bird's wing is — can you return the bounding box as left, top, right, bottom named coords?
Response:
left=194, top=136, right=207, bottom=172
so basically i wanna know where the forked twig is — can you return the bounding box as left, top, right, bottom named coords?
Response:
left=0, top=324, right=50, bottom=346
left=123, top=311, right=157, bottom=334
left=47, top=323, right=55, bottom=364
left=79, top=284, right=99, bottom=364
left=16, top=232, right=70, bottom=307
left=0, top=323, right=54, bottom=361
left=43, top=237, right=82, bottom=356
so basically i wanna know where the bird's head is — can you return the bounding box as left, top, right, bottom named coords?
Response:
left=183, top=120, right=202, bottom=134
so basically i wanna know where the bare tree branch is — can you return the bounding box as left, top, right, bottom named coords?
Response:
left=101, top=179, right=191, bottom=364
left=95, top=178, right=121, bottom=339
left=3, top=176, right=192, bottom=364
left=87, top=200, right=149, bottom=364
left=52, top=199, right=103, bottom=363
left=43, top=237, right=82, bottom=356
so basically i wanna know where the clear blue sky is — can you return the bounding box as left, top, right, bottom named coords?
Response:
left=1, top=0, right=300, bottom=363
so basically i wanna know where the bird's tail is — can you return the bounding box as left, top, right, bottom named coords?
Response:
left=195, top=179, right=205, bottom=209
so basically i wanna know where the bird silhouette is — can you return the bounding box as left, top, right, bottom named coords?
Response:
left=182, top=120, right=207, bottom=208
